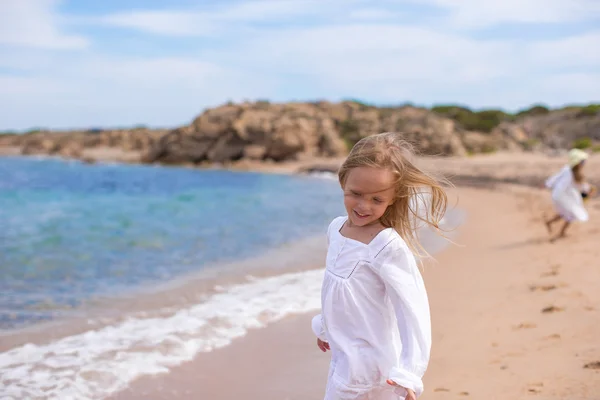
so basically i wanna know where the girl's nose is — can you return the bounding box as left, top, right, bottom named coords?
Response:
left=356, top=202, right=369, bottom=212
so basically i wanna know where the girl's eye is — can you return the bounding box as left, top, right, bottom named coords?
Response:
left=373, top=198, right=383, bottom=204
left=351, top=191, right=360, bottom=196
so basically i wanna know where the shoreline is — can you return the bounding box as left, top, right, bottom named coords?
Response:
left=3, top=150, right=599, bottom=191
left=0, top=233, right=331, bottom=351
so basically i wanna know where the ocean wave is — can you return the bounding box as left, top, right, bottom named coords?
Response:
left=0, top=269, right=323, bottom=400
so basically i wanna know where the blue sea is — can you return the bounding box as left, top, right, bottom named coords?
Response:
left=0, top=156, right=344, bottom=331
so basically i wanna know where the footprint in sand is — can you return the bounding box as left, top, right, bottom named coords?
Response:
left=541, top=305, right=564, bottom=313
left=504, top=351, right=525, bottom=358
left=583, top=361, right=600, bottom=370
left=529, top=284, right=557, bottom=292
left=540, top=265, right=561, bottom=278
left=433, top=388, right=450, bottom=392
left=543, top=333, right=561, bottom=340
left=527, top=382, right=544, bottom=393
left=513, top=322, right=537, bottom=330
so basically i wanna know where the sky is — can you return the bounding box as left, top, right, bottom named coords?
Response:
left=1, top=0, right=599, bottom=131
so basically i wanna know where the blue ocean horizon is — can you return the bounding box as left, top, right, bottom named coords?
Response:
left=0, top=156, right=344, bottom=330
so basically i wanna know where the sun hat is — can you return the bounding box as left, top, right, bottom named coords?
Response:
left=568, top=148, right=589, bottom=167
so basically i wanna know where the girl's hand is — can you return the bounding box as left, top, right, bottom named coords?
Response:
left=317, top=338, right=330, bottom=352
left=386, top=379, right=416, bottom=400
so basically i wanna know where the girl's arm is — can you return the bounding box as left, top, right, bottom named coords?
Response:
left=375, top=243, right=432, bottom=397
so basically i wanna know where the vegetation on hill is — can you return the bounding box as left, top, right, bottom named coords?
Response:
left=428, top=103, right=599, bottom=133
left=334, top=99, right=599, bottom=135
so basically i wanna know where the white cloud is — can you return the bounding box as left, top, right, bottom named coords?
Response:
left=1, top=0, right=599, bottom=130
left=0, top=0, right=88, bottom=49
left=225, top=24, right=515, bottom=82
left=95, top=0, right=330, bottom=37
left=525, top=31, right=600, bottom=69
left=91, top=0, right=600, bottom=37
left=415, top=0, right=600, bottom=28
left=76, top=57, right=223, bottom=84
left=0, top=55, right=278, bottom=130
left=202, top=21, right=599, bottom=110
left=347, top=8, right=400, bottom=20
left=97, top=10, right=220, bottom=37
left=0, top=75, right=67, bottom=95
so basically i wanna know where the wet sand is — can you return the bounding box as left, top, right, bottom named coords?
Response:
left=110, top=185, right=600, bottom=399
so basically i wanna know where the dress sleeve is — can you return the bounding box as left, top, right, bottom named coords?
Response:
left=374, top=240, right=432, bottom=397
left=326, top=216, right=345, bottom=246
left=311, top=217, right=344, bottom=342
left=550, top=168, right=573, bottom=200
left=545, top=169, right=562, bottom=189
left=311, top=314, right=327, bottom=342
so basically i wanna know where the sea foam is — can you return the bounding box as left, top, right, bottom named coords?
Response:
left=0, top=269, right=324, bottom=400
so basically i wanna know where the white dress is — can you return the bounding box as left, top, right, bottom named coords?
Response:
left=545, top=166, right=589, bottom=222
left=311, top=216, right=431, bottom=400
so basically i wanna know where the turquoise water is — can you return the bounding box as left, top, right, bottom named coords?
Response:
left=0, top=157, right=344, bottom=330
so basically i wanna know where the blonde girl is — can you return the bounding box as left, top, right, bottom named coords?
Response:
left=311, top=132, right=448, bottom=400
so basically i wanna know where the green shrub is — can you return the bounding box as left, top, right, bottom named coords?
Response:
left=395, top=119, right=406, bottom=131
left=431, top=105, right=508, bottom=133
left=471, top=110, right=508, bottom=132
left=338, top=119, right=361, bottom=150
left=577, top=104, right=600, bottom=117
left=592, top=145, right=600, bottom=153
left=481, top=143, right=497, bottom=154
left=516, top=104, right=550, bottom=117
left=573, top=137, right=592, bottom=149
left=255, top=100, right=270, bottom=109
left=522, top=138, right=540, bottom=151
left=378, top=108, right=395, bottom=119
left=431, top=105, right=471, bottom=117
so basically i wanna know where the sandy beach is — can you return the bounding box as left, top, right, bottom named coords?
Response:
left=107, top=179, right=600, bottom=399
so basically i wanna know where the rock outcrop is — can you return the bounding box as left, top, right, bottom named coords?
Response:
left=143, top=102, right=347, bottom=165
left=515, top=108, right=600, bottom=149
left=143, top=101, right=517, bottom=164
left=1, top=101, right=598, bottom=166
left=1, top=128, right=167, bottom=163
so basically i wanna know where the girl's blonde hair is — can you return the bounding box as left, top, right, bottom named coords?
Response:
left=338, top=132, right=450, bottom=258
left=572, top=163, right=584, bottom=184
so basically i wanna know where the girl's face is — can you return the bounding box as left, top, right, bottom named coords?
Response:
left=342, top=167, right=396, bottom=227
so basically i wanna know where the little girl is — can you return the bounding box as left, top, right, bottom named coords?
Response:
left=311, top=132, right=448, bottom=400
left=544, top=148, right=591, bottom=241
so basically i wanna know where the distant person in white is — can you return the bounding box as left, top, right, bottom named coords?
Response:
left=311, top=132, right=449, bottom=400
left=545, top=148, right=593, bottom=241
